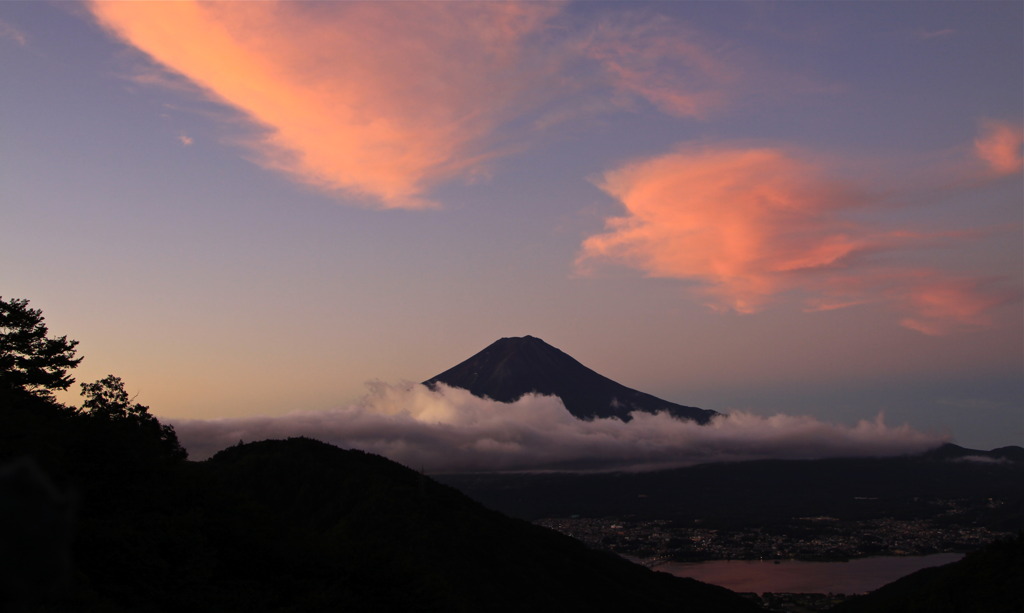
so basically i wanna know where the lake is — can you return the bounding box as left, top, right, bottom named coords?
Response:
left=656, top=553, right=963, bottom=594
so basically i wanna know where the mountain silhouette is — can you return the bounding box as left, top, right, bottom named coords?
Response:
left=198, top=438, right=763, bottom=612
left=831, top=533, right=1023, bottom=613
left=1, top=390, right=761, bottom=612
left=424, top=335, right=717, bottom=423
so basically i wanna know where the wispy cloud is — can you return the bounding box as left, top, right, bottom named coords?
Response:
left=577, top=14, right=737, bottom=119
left=173, top=382, right=945, bottom=472
left=577, top=129, right=1021, bottom=333
left=178, top=134, right=193, bottom=147
left=0, top=19, right=27, bottom=46
left=896, top=276, right=1016, bottom=336
left=87, top=1, right=565, bottom=209
left=917, top=28, right=956, bottom=40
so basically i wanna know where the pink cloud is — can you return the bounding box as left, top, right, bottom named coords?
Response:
left=577, top=145, right=886, bottom=313
left=897, top=277, right=1017, bottom=336
left=974, top=119, right=1024, bottom=176
left=88, top=1, right=564, bottom=209
left=577, top=143, right=1017, bottom=333
left=812, top=268, right=1020, bottom=334
left=86, top=2, right=761, bottom=207
left=577, top=15, right=737, bottom=119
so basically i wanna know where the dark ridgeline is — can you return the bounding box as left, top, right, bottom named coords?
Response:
left=424, top=335, right=717, bottom=423
left=923, top=442, right=1024, bottom=463
left=830, top=533, right=1024, bottom=613
left=197, top=438, right=763, bottom=613
left=439, top=443, right=1024, bottom=526
left=0, top=393, right=762, bottom=612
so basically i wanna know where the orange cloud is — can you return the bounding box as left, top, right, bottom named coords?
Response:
left=974, top=119, right=1024, bottom=176
left=87, top=2, right=756, bottom=207
left=577, top=144, right=1016, bottom=333
left=87, top=1, right=563, bottom=209
left=578, top=146, right=879, bottom=313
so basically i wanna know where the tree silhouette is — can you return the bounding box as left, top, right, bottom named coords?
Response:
left=81, top=374, right=187, bottom=461
left=0, top=297, right=81, bottom=398
left=81, top=374, right=144, bottom=420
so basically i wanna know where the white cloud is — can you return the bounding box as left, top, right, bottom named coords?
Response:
left=172, top=382, right=946, bottom=472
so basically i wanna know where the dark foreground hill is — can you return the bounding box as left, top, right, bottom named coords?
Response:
left=0, top=390, right=760, bottom=612
left=195, top=438, right=761, bottom=612
left=424, top=335, right=717, bottom=423
left=831, top=533, right=1024, bottom=613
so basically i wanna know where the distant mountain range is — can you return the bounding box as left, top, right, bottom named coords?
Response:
left=438, top=442, right=1024, bottom=526
left=424, top=335, right=717, bottom=423
left=923, top=442, right=1024, bottom=463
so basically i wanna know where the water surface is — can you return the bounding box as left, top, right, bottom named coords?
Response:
left=657, top=553, right=963, bottom=594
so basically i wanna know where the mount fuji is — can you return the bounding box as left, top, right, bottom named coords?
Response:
left=424, top=335, right=717, bottom=424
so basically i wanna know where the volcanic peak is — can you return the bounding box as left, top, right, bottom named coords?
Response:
left=424, top=335, right=717, bottom=424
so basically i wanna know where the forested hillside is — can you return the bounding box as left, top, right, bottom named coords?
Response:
left=0, top=386, right=760, bottom=612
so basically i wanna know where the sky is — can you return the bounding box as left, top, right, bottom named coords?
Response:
left=2, top=1, right=1021, bottom=468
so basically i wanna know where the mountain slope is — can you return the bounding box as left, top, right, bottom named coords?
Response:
left=0, top=385, right=761, bottom=612
left=196, top=437, right=763, bottom=612
left=831, top=533, right=1024, bottom=613
left=424, top=335, right=717, bottom=423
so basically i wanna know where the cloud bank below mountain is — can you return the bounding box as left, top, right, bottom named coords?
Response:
left=173, top=382, right=946, bottom=472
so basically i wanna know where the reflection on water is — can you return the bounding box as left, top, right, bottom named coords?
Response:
left=657, top=553, right=963, bottom=594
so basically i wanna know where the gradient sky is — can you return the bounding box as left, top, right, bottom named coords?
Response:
left=2, top=1, right=1021, bottom=453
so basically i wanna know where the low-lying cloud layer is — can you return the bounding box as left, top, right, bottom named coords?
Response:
left=173, top=382, right=945, bottom=473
